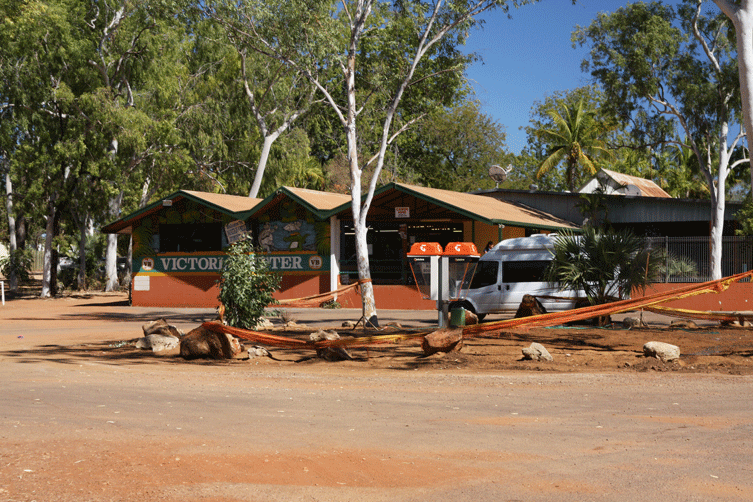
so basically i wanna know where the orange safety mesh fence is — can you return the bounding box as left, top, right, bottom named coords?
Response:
left=273, top=279, right=371, bottom=308
left=643, top=306, right=753, bottom=323
left=202, top=321, right=428, bottom=349
left=462, top=270, right=753, bottom=337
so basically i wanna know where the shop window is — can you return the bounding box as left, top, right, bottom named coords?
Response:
left=160, top=223, right=222, bottom=253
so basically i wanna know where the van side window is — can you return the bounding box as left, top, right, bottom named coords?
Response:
left=469, top=261, right=499, bottom=289
left=502, top=260, right=550, bottom=283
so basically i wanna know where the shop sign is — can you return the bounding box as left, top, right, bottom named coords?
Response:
left=395, top=207, right=410, bottom=218
left=135, top=253, right=329, bottom=274
left=225, top=220, right=249, bottom=244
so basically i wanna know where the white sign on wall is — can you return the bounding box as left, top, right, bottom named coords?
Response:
left=395, top=207, right=410, bottom=218
left=133, top=275, right=150, bottom=291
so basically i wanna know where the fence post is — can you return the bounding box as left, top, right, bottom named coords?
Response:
left=664, top=236, right=669, bottom=283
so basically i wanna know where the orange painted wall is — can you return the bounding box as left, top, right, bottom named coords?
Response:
left=131, top=272, right=330, bottom=307
left=337, top=284, right=437, bottom=310
left=132, top=274, right=221, bottom=308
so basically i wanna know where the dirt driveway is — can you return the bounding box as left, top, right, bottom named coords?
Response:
left=1, top=292, right=752, bottom=501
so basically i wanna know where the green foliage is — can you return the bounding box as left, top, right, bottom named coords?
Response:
left=398, top=101, right=512, bottom=192
left=534, top=97, right=614, bottom=192
left=735, top=196, right=753, bottom=236
left=0, top=248, right=33, bottom=283
left=218, top=237, right=281, bottom=329
left=545, top=227, right=661, bottom=308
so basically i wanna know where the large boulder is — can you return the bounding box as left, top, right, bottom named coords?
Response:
left=180, top=324, right=244, bottom=360
left=422, top=328, right=463, bottom=355
left=643, top=341, right=680, bottom=362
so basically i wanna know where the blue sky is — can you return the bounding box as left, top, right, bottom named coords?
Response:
left=463, top=0, right=680, bottom=154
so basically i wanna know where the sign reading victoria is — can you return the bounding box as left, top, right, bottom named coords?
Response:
left=135, top=253, right=329, bottom=274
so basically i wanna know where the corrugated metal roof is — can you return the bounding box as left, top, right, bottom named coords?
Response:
left=392, top=183, right=580, bottom=230
left=599, top=168, right=671, bottom=198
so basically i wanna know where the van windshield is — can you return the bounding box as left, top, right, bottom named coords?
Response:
left=502, top=260, right=550, bottom=283
left=469, top=261, right=499, bottom=289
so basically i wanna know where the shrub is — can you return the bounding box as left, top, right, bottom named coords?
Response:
left=0, top=249, right=33, bottom=283
left=218, top=237, right=281, bottom=329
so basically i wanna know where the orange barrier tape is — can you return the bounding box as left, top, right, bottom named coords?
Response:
left=273, top=279, right=372, bottom=308
left=644, top=306, right=753, bottom=322
left=462, top=270, right=753, bottom=337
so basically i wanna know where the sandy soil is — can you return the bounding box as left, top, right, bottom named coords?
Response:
left=2, top=291, right=752, bottom=501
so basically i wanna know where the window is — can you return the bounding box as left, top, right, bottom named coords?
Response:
left=469, top=261, right=499, bottom=289
left=160, top=223, right=222, bottom=253
left=502, top=260, right=550, bottom=283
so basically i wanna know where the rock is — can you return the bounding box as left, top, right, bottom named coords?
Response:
left=422, top=328, right=463, bottom=356
left=142, top=318, right=182, bottom=338
left=341, top=320, right=357, bottom=328
left=670, top=319, right=698, bottom=329
left=643, top=341, right=681, bottom=362
left=463, top=310, right=478, bottom=326
left=180, top=324, right=244, bottom=360
left=248, top=345, right=270, bottom=358
left=254, top=318, right=274, bottom=329
left=522, top=342, right=553, bottom=361
left=310, top=330, right=353, bottom=361
left=135, top=334, right=180, bottom=352
left=622, top=317, right=644, bottom=329
left=514, top=295, right=548, bottom=319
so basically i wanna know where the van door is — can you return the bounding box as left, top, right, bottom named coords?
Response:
left=465, top=260, right=502, bottom=314
left=499, top=259, right=554, bottom=311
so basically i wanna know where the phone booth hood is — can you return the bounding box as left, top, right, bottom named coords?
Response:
left=407, top=242, right=443, bottom=300
left=407, top=242, right=479, bottom=301
left=443, top=242, right=480, bottom=300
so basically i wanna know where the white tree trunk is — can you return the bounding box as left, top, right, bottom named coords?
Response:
left=104, top=191, right=124, bottom=291
left=5, top=170, right=18, bottom=291
left=711, top=122, right=733, bottom=281
left=714, top=0, right=753, bottom=188
left=248, top=133, right=280, bottom=198
left=77, top=214, right=88, bottom=290
left=41, top=199, right=56, bottom=298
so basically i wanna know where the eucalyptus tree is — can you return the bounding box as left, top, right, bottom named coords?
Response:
left=574, top=1, right=748, bottom=280
left=200, top=2, right=325, bottom=198
left=0, top=0, right=196, bottom=295
left=202, top=0, right=538, bottom=324
left=398, top=101, right=512, bottom=192
left=712, top=0, right=753, bottom=190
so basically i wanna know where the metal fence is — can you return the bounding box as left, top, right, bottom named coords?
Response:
left=645, top=236, right=753, bottom=283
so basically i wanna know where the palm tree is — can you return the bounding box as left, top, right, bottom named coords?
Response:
left=545, top=227, right=662, bottom=324
left=535, top=98, right=613, bottom=192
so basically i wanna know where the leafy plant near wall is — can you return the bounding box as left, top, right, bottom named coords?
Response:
left=218, top=236, right=281, bottom=329
left=545, top=227, right=662, bottom=324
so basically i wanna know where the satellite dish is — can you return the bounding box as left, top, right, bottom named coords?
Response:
left=489, top=164, right=512, bottom=188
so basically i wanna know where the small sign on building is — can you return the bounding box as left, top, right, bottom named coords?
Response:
left=395, top=207, right=410, bottom=218
left=225, top=220, right=248, bottom=244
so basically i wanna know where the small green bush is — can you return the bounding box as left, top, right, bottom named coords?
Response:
left=218, top=237, right=281, bottom=329
left=0, top=249, right=33, bottom=283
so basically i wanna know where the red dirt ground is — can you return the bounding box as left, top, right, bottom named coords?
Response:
left=2, top=290, right=753, bottom=501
